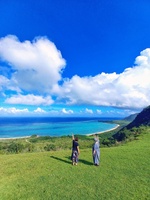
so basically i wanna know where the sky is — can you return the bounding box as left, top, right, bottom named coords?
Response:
left=0, top=0, right=150, bottom=118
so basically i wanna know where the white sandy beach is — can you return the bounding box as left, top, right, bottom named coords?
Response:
left=86, top=124, right=120, bottom=136
left=0, top=136, right=31, bottom=140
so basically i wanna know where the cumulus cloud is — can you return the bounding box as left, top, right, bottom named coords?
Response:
left=0, top=75, right=10, bottom=91
left=5, top=94, right=54, bottom=105
left=55, top=48, right=150, bottom=109
left=85, top=108, right=93, bottom=114
left=0, top=35, right=66, bottom=93
left=0, top=34, right=150, bottom=112
left=61, top=108, right=74, bottom=114
left=0, top=75, right=21, bottom=93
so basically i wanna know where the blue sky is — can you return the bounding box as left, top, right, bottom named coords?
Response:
left=0, top=0, right=150, bottom=117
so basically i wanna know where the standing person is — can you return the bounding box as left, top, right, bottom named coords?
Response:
left=71, top=134, right=80, bottom=165
left=92, top=136, right=100, bottom=166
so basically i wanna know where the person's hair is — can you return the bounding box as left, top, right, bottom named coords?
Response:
left=75, top=137, right=78, bottom=141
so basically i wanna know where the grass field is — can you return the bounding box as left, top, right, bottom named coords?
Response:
left=0, top=130, right=150, bottom=200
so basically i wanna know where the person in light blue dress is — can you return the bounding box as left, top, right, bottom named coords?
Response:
left=92, top=136, right=100, bottom=166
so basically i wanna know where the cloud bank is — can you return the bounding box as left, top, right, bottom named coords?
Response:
left=56, top=48, right=150, bottom=109
left=0, top=35, right=150, bottom=115
left=5, top=94, right=53, bottom=105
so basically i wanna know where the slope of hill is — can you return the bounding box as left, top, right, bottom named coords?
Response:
left=113, top=105, right=150, bottom=141
left=123, top=113, right=138, bottom=121
left=126, top=105, right=150, bottom=129
left=0, top=129, right=150, bottom=200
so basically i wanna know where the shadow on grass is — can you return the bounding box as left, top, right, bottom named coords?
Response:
left=79, top=159, right=93, bottom=166
left=50, top=156, right=93, bottom=166
left=50, top=156, right=71, bottom=165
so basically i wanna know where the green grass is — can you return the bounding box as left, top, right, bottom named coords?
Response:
left=0, top=131, right=150, bottom=200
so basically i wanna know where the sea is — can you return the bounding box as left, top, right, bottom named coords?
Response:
left=0, top=117, right=121, bottom=139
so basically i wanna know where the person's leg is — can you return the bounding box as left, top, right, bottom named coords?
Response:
left=93, top=154, right=96, bottom=165
left=75, top=151, right=78, bottom=165
left=72, top=151, right=76, bottom=165
left=95, top=153, right=100, bottom=166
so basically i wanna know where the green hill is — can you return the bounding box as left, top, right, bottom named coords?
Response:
left=0, top=128, right=150, bottom=200
left=126, top=105, right=150, bottom=128
left=123, top=113, right=138, bottom=121
left=113, top=105, right=150, bottom=142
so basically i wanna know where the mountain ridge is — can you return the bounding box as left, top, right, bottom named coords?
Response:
left=126, top=105, right=150, bottom=129
left=112, top=105, right=150, bottom=141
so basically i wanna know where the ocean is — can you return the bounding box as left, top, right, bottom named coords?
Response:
left=0, top=117, right=120, bottom=139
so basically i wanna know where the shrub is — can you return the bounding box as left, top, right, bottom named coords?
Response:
left=44, top=144, right=56, bottom=151
left=29, top=138, right=39, bottom=143
left=25, top=143, right=35, bottom=152
left=7, top=142, right=24, bottom=153
left=102, top=139, right=111, bottom=146
left=31, top=134, right=38, bottom=138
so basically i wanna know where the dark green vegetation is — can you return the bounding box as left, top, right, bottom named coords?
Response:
left=0, top=128, right=149, bottom=200
left=127, top=105, right=150, bottom=128
left=113, top=105, right=150, bottom=142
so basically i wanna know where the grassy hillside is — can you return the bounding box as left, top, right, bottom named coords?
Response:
left=0, top=128, right=149, bottom=200
left=0, top=129, right=150, bottom=200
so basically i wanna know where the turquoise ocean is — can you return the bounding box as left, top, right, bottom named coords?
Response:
left=0, top=117, right=120, bottom=138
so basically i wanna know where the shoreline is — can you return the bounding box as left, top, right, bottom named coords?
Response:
left=86, top=124, right=120, bottom=136
left=0, top=136, right=31, bottom=140
left=0, top=124, right=120, bottom=140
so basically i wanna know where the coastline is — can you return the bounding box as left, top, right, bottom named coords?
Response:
left=86, top=124, right=120, bottom=136
left=0, top=124, right=120, bottom=140
left=0, top=136, right=31, bottom=140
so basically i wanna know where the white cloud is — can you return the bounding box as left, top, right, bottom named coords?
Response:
left=0, top=75, right=21, bottom=93
left=0, top=35, right=150, bottom=112
left=55, top=48, right=150, bottom=109
left=96, top=109, right=102, bottom=114
left=61, top=108, right=74, bottom=114
left=135, top=48, right=150, bottom=66
left=0, top=107, right=29, bottom=114
left=34, top=107, right=46, bottom=113
left=0, top=35, right=66, bottom=93
left=5, top=94, right=54, bottom=105
left=85, top=108, right=93, bottom=114
left=0, top=75, right=9, bottom=91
